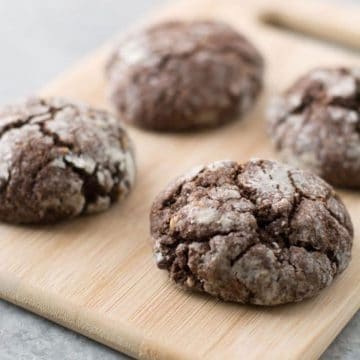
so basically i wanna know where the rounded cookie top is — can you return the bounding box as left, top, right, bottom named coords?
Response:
left=150, top=159, right=353, bottom=305
left=106, top=20, right=264, bottom=131
left=0, top=97, right=136, bottom=224
left=267, top=67, right=360, bottom=188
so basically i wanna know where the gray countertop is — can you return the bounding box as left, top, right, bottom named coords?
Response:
left=0, top=0, right=359, bottom=359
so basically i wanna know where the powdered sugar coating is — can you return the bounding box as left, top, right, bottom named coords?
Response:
left=106, top=20, right=264, bottom=131
left=267, top=67, right=360, bottom=188
left=150, top=159, right=353, bottom=305
left=0, top=97, right=136, bottom=224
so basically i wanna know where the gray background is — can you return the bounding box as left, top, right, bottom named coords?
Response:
left=0, top=0, right=359, bottom=359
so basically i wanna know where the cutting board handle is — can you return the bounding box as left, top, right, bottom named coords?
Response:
left=258, top=0, right=360, bottom=51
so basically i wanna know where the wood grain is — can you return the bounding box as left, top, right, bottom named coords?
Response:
left=0, top=0, right=359, bottom=359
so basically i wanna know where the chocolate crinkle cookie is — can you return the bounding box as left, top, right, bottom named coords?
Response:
left=267, top=67, right=360, bottom=188
left=106, top=20, right=264, bottom=131
left=0, top=97, right=136, bottom=224
left=150, top=159, right=353, bottom=305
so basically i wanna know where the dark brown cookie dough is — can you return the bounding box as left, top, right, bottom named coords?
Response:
left=267, top=67, right=360, bottom=188
left=0, top=97, right=136, bottom=224
left=150, top=159, right=353, bottom=305
left=106, top=20, right=264, bottom=131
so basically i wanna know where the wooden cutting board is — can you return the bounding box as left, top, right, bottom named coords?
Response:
left=0, top=0, right=359, bottom=359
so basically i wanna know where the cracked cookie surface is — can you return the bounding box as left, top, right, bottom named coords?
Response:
left=106, top=20, right=264, bottom=131
left=267, top=67, right=360, bottom=188
left=150, top=159, right=353, bottom=305
left=0, top=97, right=136, bottom=224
